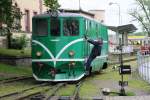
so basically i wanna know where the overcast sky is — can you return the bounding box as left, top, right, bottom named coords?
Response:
left=58, top=0, right=139, bottom=30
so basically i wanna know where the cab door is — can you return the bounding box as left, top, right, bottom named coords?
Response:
left=83, top=19, right=90, bottom=58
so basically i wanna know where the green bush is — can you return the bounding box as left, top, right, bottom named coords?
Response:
left=11, top=34, right=28, bottom=49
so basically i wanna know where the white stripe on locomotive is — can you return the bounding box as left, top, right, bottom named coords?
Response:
left=32, top=55, right=108, bottom=62
left=32, top=40, right=55, bottom=59
left=32, top=39, right=108, bottom=65
left=56, top=38, right=84, bottom=59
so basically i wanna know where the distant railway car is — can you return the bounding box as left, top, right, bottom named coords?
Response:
left=32, top=12, right=109, bottom=81
left=128, top=36, right=150, bottom=51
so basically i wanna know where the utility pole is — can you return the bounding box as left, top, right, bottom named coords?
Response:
left=119, top=37, right=125, bottom=96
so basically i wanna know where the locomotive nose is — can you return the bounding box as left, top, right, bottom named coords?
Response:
left=49, top=39, right=61, bottom=57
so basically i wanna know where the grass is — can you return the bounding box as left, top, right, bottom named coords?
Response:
left=93, top=60, right=135, bottom=81
left=0, top=63, right=34, bottom=98
left=108, top=91, right=135, bottom=96
left=80, top=79, right=99, bottom=97
left=0, top=80, right=35, bottom=96
left=57, top=60, right=150, bottom=96
left=108, top=54, right=137, bottom=63
left=2, top=85, right=50, bottom=100
left=0, top=55, right=150, bottom=97
left=78, top=60, right=150, bottom=96
left=0, top=48, right=31, bottom=57
left=126, top=91, right=136, bottom=96
left=129, top=79, right=150, bottom=91
left=58, top=85, right=76, bottom=96
left=0, top=63, right=32, bottom=78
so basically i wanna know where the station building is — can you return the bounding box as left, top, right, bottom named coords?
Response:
left=0, top=0, right=106, bottom=48
left=14, top=0, right=46, bottom=33
left=13, top=0, right=106, bottom=34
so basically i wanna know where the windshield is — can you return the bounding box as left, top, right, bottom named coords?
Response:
left=50, top=18, right=60, bottom=36
left=63, top=19, right=79, bottom=36
left=34, top=19, right=48, bottom=35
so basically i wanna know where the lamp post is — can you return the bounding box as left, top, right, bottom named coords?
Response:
left=109, top=2, right=126, bottom=96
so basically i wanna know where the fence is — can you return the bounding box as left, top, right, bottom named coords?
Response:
left=137, top=51, right=150, bottom=83
left=109, top=45, right=133, bottom=54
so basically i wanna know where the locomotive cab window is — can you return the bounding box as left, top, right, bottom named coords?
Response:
left=50, top=18, right=60, bottom=36
left=63, top=19, right=79, bottom=36
left=34, top=19, right=48, bottom=35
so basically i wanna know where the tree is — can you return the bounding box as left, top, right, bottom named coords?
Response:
left=129, top=0, right=150, bottom=37
left=43, top=0, right=60, bottom=12
left=0, top=0, right=22, bottom=48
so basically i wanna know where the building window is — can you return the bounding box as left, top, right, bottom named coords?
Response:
left=25, top=10, right=30, bottom=32
left=33, top=11, right=37, bottom=16
left=13, top=8, right=21, bottom=31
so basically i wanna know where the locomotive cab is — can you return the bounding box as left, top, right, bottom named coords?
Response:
left=32, top=14, right=86, bottom=81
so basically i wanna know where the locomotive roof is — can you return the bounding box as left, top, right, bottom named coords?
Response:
left=33, top=12, right=84, bottom=18
left=33, top=12, right=106, bottom=26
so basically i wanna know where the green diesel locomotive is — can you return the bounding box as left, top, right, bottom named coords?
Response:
left=32, top=12, right=108, bottom=82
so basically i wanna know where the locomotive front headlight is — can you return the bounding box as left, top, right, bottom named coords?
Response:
left=68, top=50, right=75, bottom=57
left=69, top=61, right=76, bottom=66
left=36, top=51, right=42, bottom=57
left=71, top=61, right=76, bottom=66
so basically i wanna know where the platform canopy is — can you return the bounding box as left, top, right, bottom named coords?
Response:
left=108, top=24, right=137, bottom=34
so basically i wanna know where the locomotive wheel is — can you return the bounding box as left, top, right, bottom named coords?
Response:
left=102, top=62, right=108, bottom=69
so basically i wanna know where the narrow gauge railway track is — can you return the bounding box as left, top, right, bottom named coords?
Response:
left=21, top=80, right=84, bottom=100
left=48, top=79, right=85, bottom=100
left=45, top=83, right=66, bottom=100
left=0, top=76, right=33, bottom=84
left=0, top=76, right=19, bottom=81
left=16, top=84, right=53, bottom=100
left=14, top=83, right=66, bottom=100
left=72, top=80, right=84, bottom=100
left=0, top=81, right=81, bottom=100
left=0, top=82, right=50, bottom=100
left=7, top=83, right=66, bottom=100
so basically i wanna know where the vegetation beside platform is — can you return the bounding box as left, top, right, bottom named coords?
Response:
left=0, top=48, right=31, bottom=57
left=0, top=63, right=32, bottom=80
